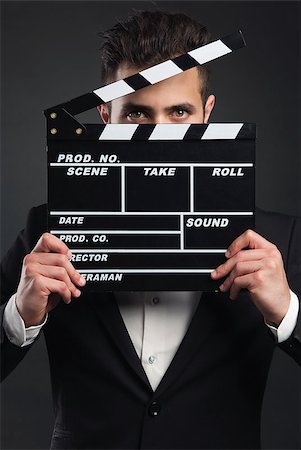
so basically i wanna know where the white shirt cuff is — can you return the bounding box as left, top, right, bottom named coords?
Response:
left=3, top=294, right=47, bottom=347
left=265, top=290, right=299, bottom=343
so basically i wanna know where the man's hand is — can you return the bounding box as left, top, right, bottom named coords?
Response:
left=211, top=229, right=291, bottom=326
left=16, top=233, right=86, bottom=327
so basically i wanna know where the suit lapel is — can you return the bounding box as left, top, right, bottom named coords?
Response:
left=86, top=291, right=224, bottom=397
left=86, top=292, right=152, bottom=391
left=153, top=291, right=220, bottom=398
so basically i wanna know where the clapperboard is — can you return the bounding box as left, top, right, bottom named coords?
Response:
left=46, top=31, right=256, bottom=291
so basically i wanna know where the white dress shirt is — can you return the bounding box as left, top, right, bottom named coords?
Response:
left=3, top=290, right=299, bottom=391
left=116, top=291, right=200, bottom=390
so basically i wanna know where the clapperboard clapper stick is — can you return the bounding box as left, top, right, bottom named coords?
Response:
left=46, top=30, right=256, bottom=291
left=45, top=30, right=246, bottom=119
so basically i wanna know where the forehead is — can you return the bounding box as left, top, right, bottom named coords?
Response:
left=112, top=65, right=203, bottom=107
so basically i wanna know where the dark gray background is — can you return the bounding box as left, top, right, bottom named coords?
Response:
left=1, top=1, right=300, bottom=449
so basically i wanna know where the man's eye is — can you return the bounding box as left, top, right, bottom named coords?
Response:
left=127, top=111, right=145, bottom=119
left=173, top=109, right=188, bottom=118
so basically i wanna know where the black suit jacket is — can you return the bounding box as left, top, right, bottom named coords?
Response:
left=1, top=205, right=301, bottom=449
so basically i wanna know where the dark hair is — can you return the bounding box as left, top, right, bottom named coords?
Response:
left=99, top=10, right=211, bottom=104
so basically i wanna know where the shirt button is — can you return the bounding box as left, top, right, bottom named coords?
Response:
left=148, top=401, right=161, bottom=417
left=148, top=355, right=156, bottom=364
left=151, top=297, right=160, bottom=305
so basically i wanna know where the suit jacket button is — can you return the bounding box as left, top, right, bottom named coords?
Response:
left=148, top=401, right=161, bottom=417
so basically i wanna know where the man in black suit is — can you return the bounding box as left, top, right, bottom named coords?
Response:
left=1, top=10, right=301, bottom=450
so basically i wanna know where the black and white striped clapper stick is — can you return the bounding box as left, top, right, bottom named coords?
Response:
left=46, top=31, right=245, bottom=117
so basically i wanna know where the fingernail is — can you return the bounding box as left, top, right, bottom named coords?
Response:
left=78, top=276, right=86, bottom=286
left=225, top=250, right=230, bottom=258
left=211, top=270, right=217, bottom=278
left=74, top=289, right=81, bottom=298
left=219, top=284, right=225, bottom=292
left=67, top=250, right=73, bottom=260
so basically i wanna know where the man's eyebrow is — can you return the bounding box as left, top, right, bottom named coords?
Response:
left=165, top=103, right=197, bottom=113
left=119, top=102, right=154, bottom=115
